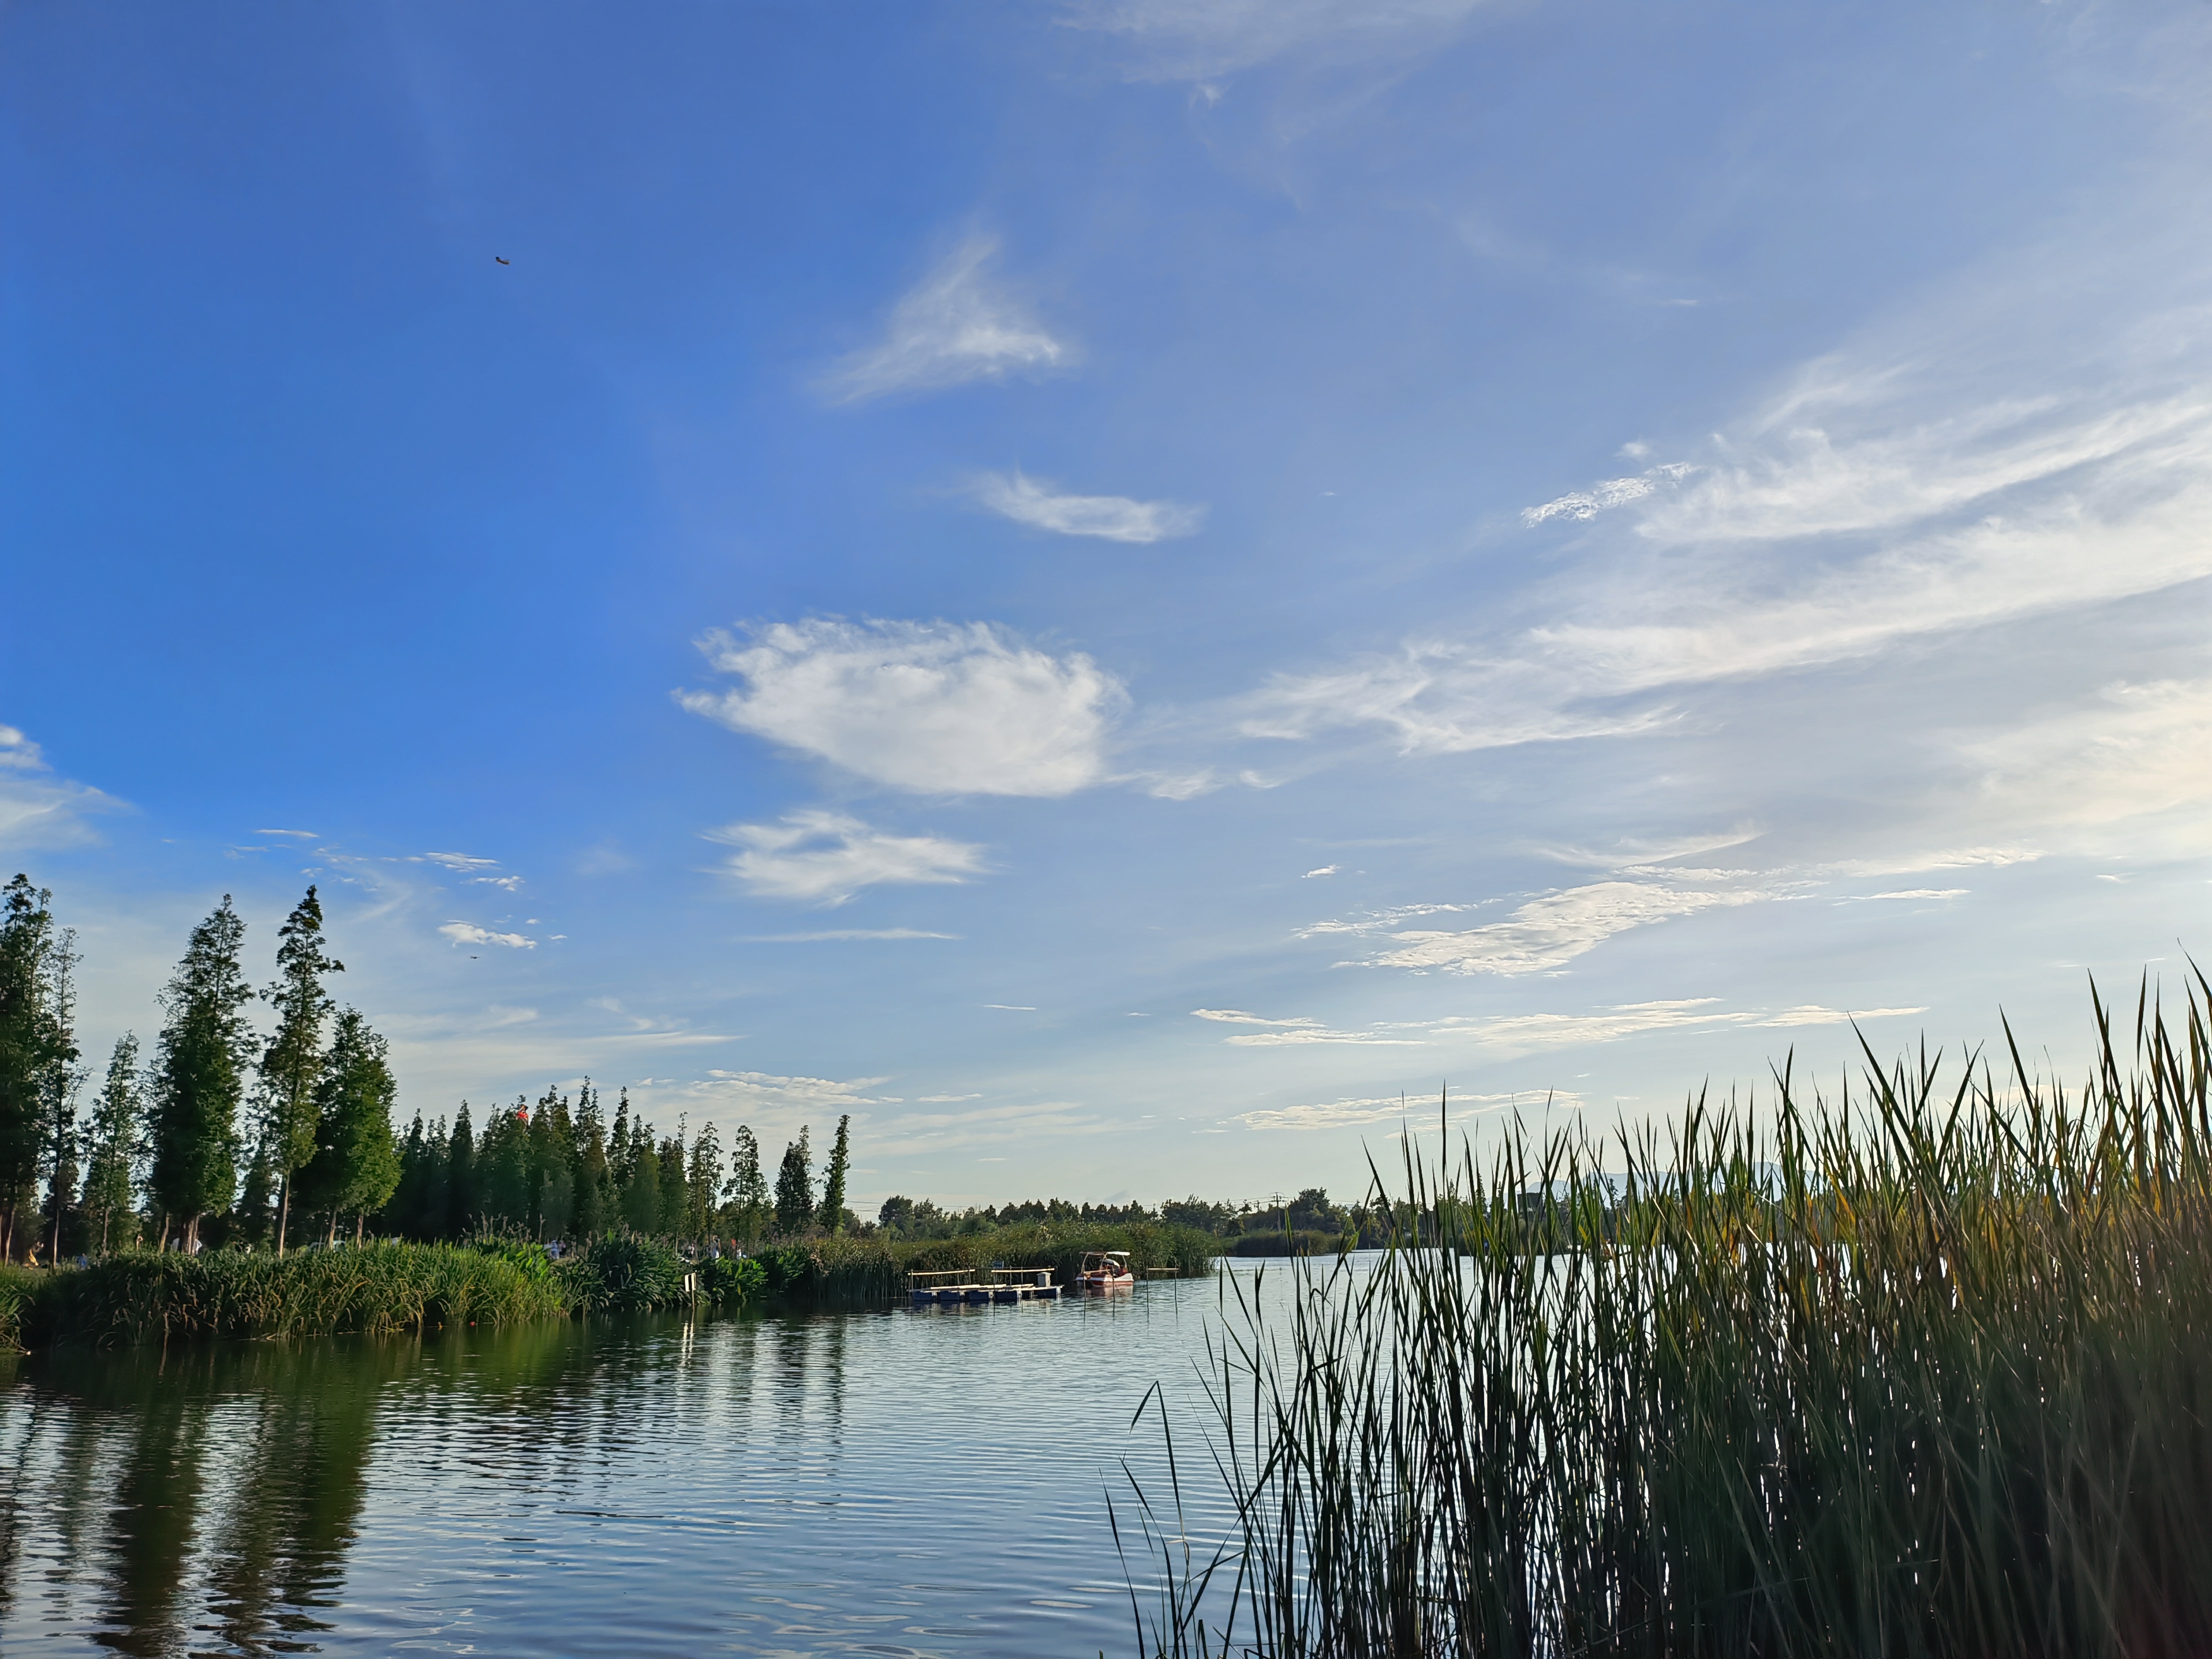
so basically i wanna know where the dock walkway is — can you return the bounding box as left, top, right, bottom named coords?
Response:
left=907, top=1266, right=1061, bottom=1306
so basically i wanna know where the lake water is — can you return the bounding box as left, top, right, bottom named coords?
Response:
left=0, top=1268, right=1271, bottom=1658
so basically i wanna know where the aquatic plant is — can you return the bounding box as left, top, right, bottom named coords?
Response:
left=19, top=1239, right=566, bottom=1346
left=1131, top=973, right=2212, bottom=1658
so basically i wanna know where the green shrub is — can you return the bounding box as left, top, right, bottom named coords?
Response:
left=699, top=1252, right=765, bottom=1307
left=553, top=1232, right=686, bottom=1313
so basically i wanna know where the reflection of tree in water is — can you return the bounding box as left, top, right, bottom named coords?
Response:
left=197, top=1340, right=406, bottom=1655
left=5, top=1313, right=758, bottom=1655
left=10, top=1324, right=594, bottom=1657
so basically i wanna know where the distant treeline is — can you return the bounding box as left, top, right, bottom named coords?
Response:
left=0, top=876, right=860, bottom=1262
left=1, top=873, right=1357, bottom=1269
left=875, top=1186, right=1373, bottom=1251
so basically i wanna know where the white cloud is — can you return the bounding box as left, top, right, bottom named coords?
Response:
left=970, top=470, right=1205, bottom=543
left=254, top=827, right=320, bottom=839
left=1313, top=880, right=1779, bottom=976
left=439, top=921, right=535, bottom=949
left=1400, top=999, right=1928, bottom=1056
left=1821, top=846, right=2042, bottom=878
left=469, top=875, right=524, bottom=891
left=1232, top=1091, right=1520, bottom=1131
left=707, top=810, right=987, bottom=905
left=421, top=851, right=499, bottom=872
left=652, top=1070, right=896, bottom=1130
left=0, top=725, right=120, bottom=851
left=679, top=618, right=1124, bottom=796
left=1243, top=643, right=1677, bottom=754
left=1522, top=463, right=1697, bottom=525
left=1304, top=864, right=1340, bottom=878
left=1535, top=828, right=1763, bottom=869
left=1190, top=1008, right=1425, bottom=1046
left=1964, top=679, right=2212, bottom=838
left=822, top=238, right=1070, bottom=403
left=1255, top=304, right=2212, bottom=760
left=1756, top=1004, right=1927, bottom=1028
left=746, top=928, right=962, bottom=942
left=1062, top=0, right=1493, bottom=80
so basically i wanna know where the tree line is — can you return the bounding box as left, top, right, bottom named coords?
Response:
left=0, top=874, right=856, bottom=1262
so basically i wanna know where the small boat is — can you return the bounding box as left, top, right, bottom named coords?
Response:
left=1073, top=1250, right=1135, bottom=1292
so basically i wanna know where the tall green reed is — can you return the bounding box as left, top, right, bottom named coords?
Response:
left=1136, top=973, right=2212, bottom=1658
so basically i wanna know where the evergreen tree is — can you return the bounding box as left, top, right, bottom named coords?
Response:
left=383, top=1111, right=429, bottom=1238
left=473, top=1099, right=532, bottom=1231
left=609, top=1088, right=633, bottom=1182
left=773, top=1127, right=813, bottom=1237
left=301, top=1009, right=400, bottom=1243
left=38, top=925, right=84, bottom=1262
left=571, top=1083, right=609, bottom=1237
left=817, top=1114, right=851, bottom=1234
left=81, top=1034, right=143, bottom=1252
left=726, top=1124, right=767, bottom=1243
left=657, top=1126, right=687, bottom=1239
left=621, top=1127, right=660, bottom=1234
left=446, top=1104, right=476, bottom=1238
left=258, top=885, right=342, bottom=1255
left=233, top=1130, right=276, bottom=1248
left=0, top=875, right=75, bottom=1261
left=531, top=1087, right=575, bottom=1242
left=150, top=896, right=255, bottom=1251
left=686, top=1123, right=723, bottom=1240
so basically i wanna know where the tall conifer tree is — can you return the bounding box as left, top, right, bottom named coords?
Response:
left=258, top=886, right=342, bottom=1255
left=817, top=1114, right=851, bottom=1233
left=571, top=1082, right=609, bottom=1237
left=446, top=1104, right=476, bottom=1238
left=38, top=925, right=83, bottom=1262
left=302, top=1009, right=400, bottom=1243
left=726, top=1124, right=767, bottom=1243
left=82, top=1034, right=143, bottom=1252
left=150, top=896, right=254, bottom=1251
left=0, top=875, right=74, bottom=1260
left=773, top=1127, right=813, bottom=1237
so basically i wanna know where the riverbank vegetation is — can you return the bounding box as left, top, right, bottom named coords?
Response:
left=1130, top=974, right=2212, bottom=1658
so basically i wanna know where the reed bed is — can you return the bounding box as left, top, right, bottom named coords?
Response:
left=20, top=1241, right=568, bottom=1346
left=1131, top=975, right=2212, bottom=1658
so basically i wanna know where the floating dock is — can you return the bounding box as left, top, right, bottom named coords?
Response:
left=908, top=1266, right=1061, bottom=1306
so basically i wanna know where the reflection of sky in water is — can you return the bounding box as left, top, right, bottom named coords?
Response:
left=0, top=1272, right=1284, bottom=1657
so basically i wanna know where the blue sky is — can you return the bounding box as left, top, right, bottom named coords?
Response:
left=4, top=0, right=2208, bottom=1212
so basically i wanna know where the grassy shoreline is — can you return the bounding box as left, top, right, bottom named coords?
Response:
left=0, top=1222, right=1224, bottom=1350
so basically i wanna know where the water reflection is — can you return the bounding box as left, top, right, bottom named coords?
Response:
left=1, top=1284, right=1249, bottom=1658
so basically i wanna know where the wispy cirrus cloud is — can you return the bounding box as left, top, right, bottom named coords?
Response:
left=970, top=470, right=1205, bottom=543
left=679, top=619, right=1125, bottom=797
left=1254, top=296, right=2212, bottom=772
left=420, top=851, right=499, bottom=872
left=0, top=724, right=121, bottom=851
left=1306, top=880, right=1785, bottom=976
left=1209, top=999, right=1931, bottom=1078
left=707, top=810, right=987, bottom=905
left=1231, top=1091, right=1522, bottom=1131
left=821, top=238, right=1070, bottom=403
left=1190, top=1008, right=1425, bottom=1046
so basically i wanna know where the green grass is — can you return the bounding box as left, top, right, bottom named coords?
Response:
left=1130, top=973, right=2212, bottom=1658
